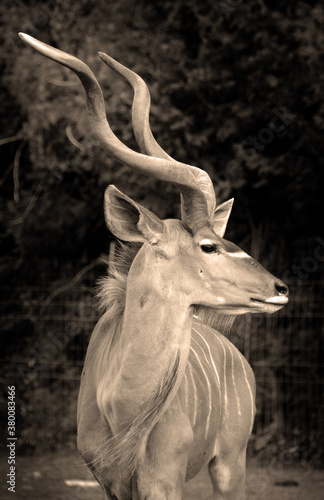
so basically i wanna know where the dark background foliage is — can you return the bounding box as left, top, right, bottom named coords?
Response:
left=0, top=0, right=323, bottom=461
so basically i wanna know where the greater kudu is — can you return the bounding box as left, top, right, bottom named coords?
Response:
left=19, top=33, right=289, bottom=500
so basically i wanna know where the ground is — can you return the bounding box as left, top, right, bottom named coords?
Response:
left=1, top=450, right=323, bottom=500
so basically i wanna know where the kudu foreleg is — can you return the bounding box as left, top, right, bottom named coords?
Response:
left=208, top=453, right=246, bottom=500
left=132, top=398, right=193, bottom=500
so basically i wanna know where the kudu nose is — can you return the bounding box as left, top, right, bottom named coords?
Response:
left=275, top=282, right=289, bottom=296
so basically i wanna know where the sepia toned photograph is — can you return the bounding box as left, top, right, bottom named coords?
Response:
left=1, top=1, right=323, bottom=499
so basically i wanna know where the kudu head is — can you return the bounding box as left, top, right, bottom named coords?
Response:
left=19, top=33, right=289, bottom=315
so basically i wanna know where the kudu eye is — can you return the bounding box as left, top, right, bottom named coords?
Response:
left=200, top=242, right=219, bottom=254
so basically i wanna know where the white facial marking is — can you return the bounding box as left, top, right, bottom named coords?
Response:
left=228, top=251, right=249, bottom=259
left=200, top=239, right=214, bottom=246
left=266, top=296, right=289, bottom=304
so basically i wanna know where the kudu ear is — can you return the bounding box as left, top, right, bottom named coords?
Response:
left=213, top=199, right=234, bottom=237
left=104, top=186, right=164, bottom=244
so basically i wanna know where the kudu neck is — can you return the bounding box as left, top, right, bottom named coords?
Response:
left=122, top=247, right=194, bottom=350
left=116, top=247, right=193, bottom=414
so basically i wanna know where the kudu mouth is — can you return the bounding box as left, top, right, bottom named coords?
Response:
left=250, top=296, right=288, bottom=311
left=250, top=283, right=289, bottom=312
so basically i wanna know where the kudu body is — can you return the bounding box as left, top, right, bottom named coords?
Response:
left=20, top=33, right=289, bottom=500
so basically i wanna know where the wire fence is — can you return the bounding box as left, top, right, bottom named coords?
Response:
left=240, top=281, right=324, bottom=464
left=1, top=252, right=323, bottom=464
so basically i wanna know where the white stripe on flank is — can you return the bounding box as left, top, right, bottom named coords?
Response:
left=192, top=336, right=211, bottom=373
left=187, top=356, right=198, bottom=425
left=183, top=370, right=189, bottom=408
left=193, top=329, right=221, bottom=389
left=220, top=337, right=228, bottom=416
left=228, top=343, right=242, bottom=417
left=238, top=355, right=255, bottom=435
left=212, top=334, right=228, bottom=420
left=190, top=345, right=212, bottom=437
